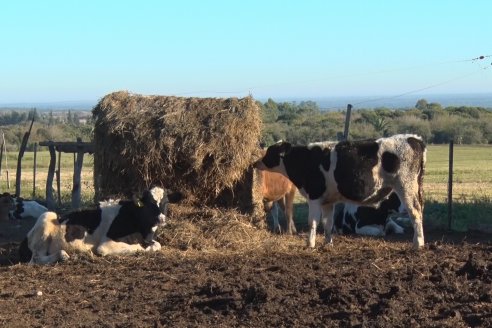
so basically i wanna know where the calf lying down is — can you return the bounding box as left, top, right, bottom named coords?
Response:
left=19, top=187, right=182, bottom=264
left=334, top=192, right=410, bottom=236
left=0, top=192, right=48, bottom=221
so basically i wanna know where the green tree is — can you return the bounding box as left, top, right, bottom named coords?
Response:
left=415, top=99, right=428, bottom=110
left=261, top=98, right=279, bottom=123
left=67, top=110, right=73, bottom=125
left=48, top=110, right=55, bottom=126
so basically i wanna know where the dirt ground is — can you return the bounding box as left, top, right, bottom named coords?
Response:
left=0, top=211, right=491, bottom=328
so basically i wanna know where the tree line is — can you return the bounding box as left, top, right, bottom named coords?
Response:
left=1, top=99, right=491, bottom=151
left=257, top=98, right=492, bottom=145
left=0, top=109, right=93, bottom=151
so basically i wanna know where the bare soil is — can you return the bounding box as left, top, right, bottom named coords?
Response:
left=0, top=216, right=491, bottom=327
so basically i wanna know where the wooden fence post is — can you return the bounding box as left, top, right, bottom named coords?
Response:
left=56, top=151, right=62, bottom=206
left=46, top=144, right=56, bottom=210
left=71, top=138, right=84, bottom=209
left=343, top=104, right=353, bottom=141
left=15, top=116, right=35, bottom=196
left=447, top=140, right=454, bottom=230
left=0, top=133, right=3, bottom=176
left=1, top=133, right=10, bottom=189
left=33, top=143, right=37, bottom=198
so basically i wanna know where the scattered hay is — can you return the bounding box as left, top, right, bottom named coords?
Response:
left=157, top=204, right=304, bottom=256
left=92, top=91, right=263, bottom=215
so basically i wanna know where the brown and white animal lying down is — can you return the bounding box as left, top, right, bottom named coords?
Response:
left=333, top=192, right=410, bottom=236
left=255, top=134, right=426, bottom=249
left=257, top=168, right=298, bottom=234
left=0, top=192, right=48, bottom=221
left=19, top=187, right=182, bottom=264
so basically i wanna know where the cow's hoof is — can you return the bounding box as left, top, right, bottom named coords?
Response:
left=272, top=224, right=282, bottom=234
left=59, top=250, right=70, bottom=261
left=287, top=227, right=297, bottom=235
left=324, top=241, right=334, bottom=247
left=146, top=241, right=161, bottom=252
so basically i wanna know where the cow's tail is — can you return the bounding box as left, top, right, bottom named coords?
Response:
left=406, top=136, right=426, bottom=210
left=414, top=140, right=427, bottom=210
left=18, top=237, right=32, bottom=263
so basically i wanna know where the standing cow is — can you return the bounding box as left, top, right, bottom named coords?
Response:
left=255, top=134, right=426, bottom=249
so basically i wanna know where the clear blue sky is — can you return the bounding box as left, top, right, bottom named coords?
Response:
left=1, top=0, right=491, bottom=104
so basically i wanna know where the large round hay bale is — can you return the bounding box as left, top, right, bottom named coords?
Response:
left=92, top=91, right=263, bottom=215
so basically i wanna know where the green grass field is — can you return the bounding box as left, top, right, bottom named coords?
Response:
left=1, top=145, right=491, bottom=231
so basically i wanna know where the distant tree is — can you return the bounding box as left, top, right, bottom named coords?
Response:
left=297, top=101, right=320, bottom=116
left=27, top=108, right=39, bottom=121
left=415, top=99, right=428, bottom=110
left=422, top=103, right=444, bottom=120
left=277, top=102, right=298, bottom=123
left=261, top=98, right=279, bottom=123
left=73, top=112, right=80, bottom=126
left=67, top=110, right=73, bottom=125
left=48, top=111, right=54, bottom=126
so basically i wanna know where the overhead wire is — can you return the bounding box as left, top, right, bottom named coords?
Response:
left=171, top=54, right=492, bottom=105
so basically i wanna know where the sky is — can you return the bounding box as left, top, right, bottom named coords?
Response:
left=1, top=0, right=491, bottom=105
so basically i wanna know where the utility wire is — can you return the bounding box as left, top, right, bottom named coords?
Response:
left=171, top=54, right=492, bottom=101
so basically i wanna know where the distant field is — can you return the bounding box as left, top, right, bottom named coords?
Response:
left=425, top=144, right=492, bottom=202
left=0, top=150, right=94, bottom=204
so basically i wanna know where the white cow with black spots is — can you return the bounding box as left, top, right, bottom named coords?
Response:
left=19, top=187, right=182, bottom=264
left=255, top=134, right=426, bottom=249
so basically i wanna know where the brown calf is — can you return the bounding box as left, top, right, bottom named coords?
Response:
left=258, top=169, right=297, bottom=234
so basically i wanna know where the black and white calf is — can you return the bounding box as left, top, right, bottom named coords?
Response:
left=334, top=192, right=408, bottom=236
left=0, top=193, right=48, bottom=221
left=19, top=187, right=182, bottom=264
left=255, top=134, right=426, bottom=249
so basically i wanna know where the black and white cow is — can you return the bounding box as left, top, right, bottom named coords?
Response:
left=0, top=193, right=48, bottom=221
left=334, top=192, right=409, bottom=236
left=19, top=186, right=182, bottom=264
left=255, top=134, right=426, bottom=249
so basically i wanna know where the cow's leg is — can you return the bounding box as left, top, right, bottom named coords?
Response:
left=396, top=187, right=424, bottom=249
left=385, top=218, right=405, bottom=234
left=307, top=201, right=321, bottom=248
left=272, top=201, right=282, bottom=233
left=30, top=250, right=69, bottom=265
left=321, top=203, right=334, bottom=245
left=96, top=239, right=149, bottom=256
left=285, top=189, right=297, bottom=235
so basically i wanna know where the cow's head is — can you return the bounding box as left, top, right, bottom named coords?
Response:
left=254, top=141, right=292, bottom=172
left=135, top=187, right=183, bottom=244
left=0, top=193, right=15, bottom=221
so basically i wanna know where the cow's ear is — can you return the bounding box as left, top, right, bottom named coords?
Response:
left=133, top=194, right=144, bottom=207
left=279, top=142, right=292, bottom=155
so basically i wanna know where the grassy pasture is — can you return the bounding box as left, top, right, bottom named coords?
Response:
left=0, top=149, right=94, bottom=204
left=1, top=145, right=491, bottom=231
